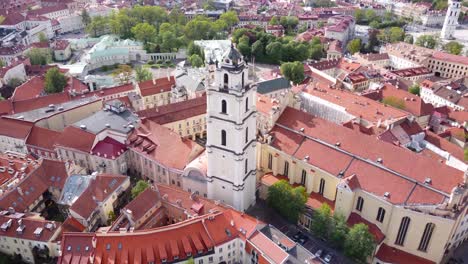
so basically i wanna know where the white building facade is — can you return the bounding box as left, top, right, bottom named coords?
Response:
left=206, top=46, right=257, bottom=212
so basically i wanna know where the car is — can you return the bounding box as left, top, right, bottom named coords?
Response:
left=315, top=249, right=323, bottom=258
left=324, top=253, right=333, bottom=263
left=292, top=231, right=302, bottom=241
left=298, top=236, right=309, bottom=245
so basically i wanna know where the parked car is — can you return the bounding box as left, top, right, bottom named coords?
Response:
left=315, top=249, right=323, bottom=258
left=324, top=253, right=333, bottom=263
left=292, top=231, right=302, bottom=241
left=299, top=235, right=309, bottom=245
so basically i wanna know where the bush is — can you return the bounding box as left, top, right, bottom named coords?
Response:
left=147, top=60, right=154, bottom=65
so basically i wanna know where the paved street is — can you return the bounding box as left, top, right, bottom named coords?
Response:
left=247, top=200, right=355, bottom=264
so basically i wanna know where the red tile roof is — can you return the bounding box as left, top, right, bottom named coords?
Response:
left=138, top=95, right=206, bottom=124
left=26, top=125, right=61, bottom=150
left=0, top=117, right=33, bottom=139
left=127, top=119, right=204, bottom=170
left=432, top=51, right=468, bottom=66
left=249, top=231, right=289, bottom=263
left=0, top=214, right=61, bottom=242
left=425, top=130, right=465, bottom=161
left=11, top=76, right=45, bottom=102
left=91, top=137, right=127, bottom=159
left=271, top=108, right=463, bottom=202
left=138, top=76, right=175, bottom=97
left=303, top=84, right=409, bottom=124
left=54, top=40, right=70, bottom=50
left=70, top=174, right=128, bottom=220
left=376, top=243, right=435, bottom=264
left=122, top=187, right=160, bottom=223
left=54, top=126, right=96, bottom=153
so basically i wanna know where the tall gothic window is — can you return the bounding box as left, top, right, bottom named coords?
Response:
left=245, top=127, right=248, bottom=143
left=245, top=97, right=249, bottom=112
left=221, top=130, right=226, bottom=146
left=284, top=161, right=289, bottom=176
left=376, top=207, right=386, bottom=223
left=395, top=217, right=411, bottom=246
left=301, top=170, right=306, bottom=185
left=319, top=178, right=325, bottom=195
left=418, top=223, right=435, bottom=252
left=268, top=153, right=272, bottom=170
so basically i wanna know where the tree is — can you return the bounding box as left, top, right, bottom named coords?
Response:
left=187, top=42, right=204, bottom=58
left=365, top=9, right=377, bottom=22
left=107, top=210, right=116, bottom=225
left=382, top=96, right=406, bottom=109
left=344, top=224, right=375, bottom=262
left=280, top=61, right=305, bottom=85
left=265, top=41, right=283, bottom=64
left=131, top=22, right=157, bottom=44
left=38, top=32, right=48, bottom=43
left=267, top=180, right=307, bottom=222
left=404, top=34, right=414, bottom=44
left=185, top=257, right=195, bottom=264
left=415, top=35, right=437, bottom=49
left=310, top=203, right=332, bottom=239
left=86, top=15, right=108, bottom=37
left=219, top=11, right=239, bottom=28
left=109, top=11, right=137, bottom=39
left=81, top=9, right=91, bottom=26
left=354, top=9, right=365, bottom=23
left=330, top=214, right=348, bottom=249
left=389, top=27, right=405, bottom=43
left=251, top=40, right=265, bottom=61
left=135, top=66, right=152, bottom=82
left=26, top=48, right=51, bottom=65
left=112, top=64, right=133, bottom=85
left=7, top=78, right=23, bottom=88
left=465, top=148, right=468, bottom=161
left=44, top=68, right=67, bottom=94
left=347, top=38, right=361, bottom=54
left=237, top=35, right=251, bottom=58
left=189, top=54, right=204, bottom=68
left=131, top=180, right=149, bottom=199
left=270, top=16, right=280, bottom=25
left=409, top=84, right=420, bottom=95
left=444, top=41, right=463, bottom=55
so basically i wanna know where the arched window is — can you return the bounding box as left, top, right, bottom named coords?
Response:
left=245, top=97, right=249, bottom=112
left=319, top=178, right=325, bottom=195
left=221, top=130, right=226, bottom=146
left=242, top=72, right=245, bottom=88
left=395, top=217, right=411, bottom=246
left=418, top=223, right=435, bottom=252
left=284, top=161, right=289, bottom=176
left=356, top=196, right=364, bottom=212
left=223, top=73, right=229, bottom=88
left=245, top=127, right=248, bottom=143
left=376, top=207, right=386, bottom=223
left=221, top=100, right=227, bottom=114
left=301, top=170, right=306, bottom=185
left=245, top=159, right=248, bottom=174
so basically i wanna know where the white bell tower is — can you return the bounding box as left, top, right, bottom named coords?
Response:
left=206, top=44, right=257, bottom=211
left=441, top=0, right=461, bottom=40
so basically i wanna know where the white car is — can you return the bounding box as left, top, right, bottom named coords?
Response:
left=324, top=253, right=333, bottom=263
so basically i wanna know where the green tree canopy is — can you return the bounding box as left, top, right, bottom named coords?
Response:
left=131, top=22, right=157, bottom=44
left=135, top=66, right=153, bottom=82
left=38, top=32, right=48, bottom=43
left=270, top=16, right=280, bottom=25
left=347, top=38, right=361, bottom=54
left=86, top=15, right=108, bottom=37
left=415, top=35, right=438, bottom=49
left=281, top=61, right=305, bottom=85
left=310, top=203, right=332, bottom=239
left=382, top=96, right=406, bottom=109
left=189, top=54, right=204, bottom=68
left=267, top=180, right=307, bottom=222
left=26, top=48, right=51, bottom=65
left=404, top=34, right=414, bottom=44
left=409, top=84, right=420, bottom=95
left=330, top=214, right=349, bottom=249
left=44, top=68, right=67, bottom=94
left=344, top=223, right=375, bottom=262
left=131, top=180, right=149, bottom=199
left=219, top=11, right=239, bottom=28
left=444, top=41, right=463, bottom=55
left=7, top=78, right=23, bottom=89
left=107, top=210, right=116, bottom=225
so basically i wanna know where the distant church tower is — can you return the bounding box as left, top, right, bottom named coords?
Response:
left=441, top=0, right=461, bottom=40
left=206, top=45, right=257, bottom=211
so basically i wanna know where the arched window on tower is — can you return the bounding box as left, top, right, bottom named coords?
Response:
left=223, top=73, right=229, bottom=88
left=221, top=130, right=226, bottom=146
left=245, top=97, right=249, bottom=112
left=221, top=100, right=227, bottom=114
left=242, top=72, right=245, bottom=88
left=245, top=127, right=248, bottom=143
